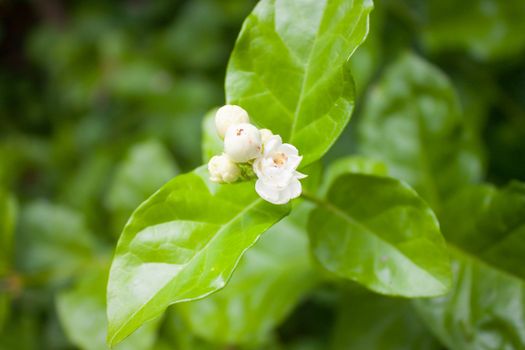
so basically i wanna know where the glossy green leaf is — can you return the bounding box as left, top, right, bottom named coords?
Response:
left=106, top=140, right=179, bottom=232
left=419, top=0, right=525, bottom=61
left=440, top=182, right=525, bottom=281
left=57, top=268, right=159, bottom=350
left=307, top=174, right=451, bottom=297
left=413, top=182, right=525, bottom=349
left=331, top=291, right=441, bottom=350
left=226, top=0, right=373, bottom=166
left=320, top=156, right=387, bottom=195
left=107, top=166, right=289, bottom=346
left=358, top=53, right=482, bottom=208
left=201, top=108, right=223, bottom=163
left=178, top=206, right=319, bottom=346
left=300, top=161, right=324, bottom=196
left=15, top=201, right=97, bottom=284
left=414, top=247, right=525, bottom=350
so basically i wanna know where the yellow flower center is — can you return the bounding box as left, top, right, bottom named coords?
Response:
left=273, top=152, right=287, bottom=167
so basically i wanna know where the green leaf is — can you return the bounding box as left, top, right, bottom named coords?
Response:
left=412, top=182, right=525, bottom=349
left=331, top=291, right=441, bottom=350
left=60, top=150, right=115, bottom=227
left=301, top=161, right=324, bottom=195
left=419, top=0, right=525, bottom=61
left=107, top=59, right=169, bottom=99
left=0, top=136, right=50, bottom=189
left=178, top=205, right=319, bottom=346
left=0, top=190, right=14, bottom=330
left=414, top=247, right=525, bottom=350
left=440, top=182, right=525, bottom=281
left=15, top=201, right=97, bottom=284
left=57, top=268, right=159, bottom=350
left=107, top=166, right=289, bottom=346
left=320, top=156, right=387, bottom=195
left=226, top=0, right=373, bottom=166
left=201, top=108, right=223, bottom=163
left=106, top=140, right=179, bottom=232
left=307, top=174, right=451, bottom=297
left=358, top=53, right=482, bottom=209
left=0, top=190, right=16, bottom=274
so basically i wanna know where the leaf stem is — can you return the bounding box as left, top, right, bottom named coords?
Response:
left=300, top=190, right=323, bottom=206
left=301, top=190, right=349, bottom=220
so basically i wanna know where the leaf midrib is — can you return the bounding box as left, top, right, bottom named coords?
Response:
left=446, top=243, right=525, bottom=284
left=289, top=1, right=368, bottom=142
left=313, top=189, right=525, bottom=286
left=305, top=191, right=448, bottom=288
left=477, top=218, right=525, bottom=257
left=288, top=7, right=325, bottom=142
left=414, top=95, right=441, bottom=210
left=109, top=197, right=266, bottom=345
left=310, top=196, right=525, bottom=285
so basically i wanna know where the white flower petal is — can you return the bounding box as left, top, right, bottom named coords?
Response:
left=294, top=171, right=307, bottom=179
left=255, top=180, right=282, bottom=204
left=253, top=132, right=304, bottom=205
left=259, top=129, right=274, bottom=144
left=285, top=155, right=302, bottom=171
left=253, top=157, right=264, bottom=178
left=263, top=135, right=282, bottom=156
left=288, top=178, right=302, bottom=199
left=279, top=143, right=299, bottom=157
left=275, top=188, right=292, bottom=205
left=261, top=176, right=293, bottom=191
left=260, top=166, right=293, bottom=187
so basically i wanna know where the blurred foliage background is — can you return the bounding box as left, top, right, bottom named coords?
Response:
left=0, top=0, right=524, bottom=349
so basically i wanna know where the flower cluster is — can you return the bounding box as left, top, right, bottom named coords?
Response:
left=208, top=105, right=306, bottom=205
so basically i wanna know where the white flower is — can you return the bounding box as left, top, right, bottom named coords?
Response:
left=259, top=128, right=273, bottom=144
left=253, top=135, right=306, bottom=204
left=215, top=105, right=250, bottom=139
left=208, top=153, right=240, bottom=183
left=224, top=123, right=262, bottom=163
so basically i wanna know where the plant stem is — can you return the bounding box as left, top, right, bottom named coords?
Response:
left=300, top=190, right=324, bottom=207
left=302, top=190, right=338, bottom=212
left=301, top=190, right=349, bottom=219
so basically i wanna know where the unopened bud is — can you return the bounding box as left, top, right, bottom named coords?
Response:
left=224, top=123, right=262, bottom=163
left=259, top=128, right=274, bottom=144
left=215, top=105, right=250, bottom=139
left=208, top=154, right=240, bottom=183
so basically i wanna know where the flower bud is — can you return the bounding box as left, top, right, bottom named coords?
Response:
left=224, top=123, right=262, bottom=163
left=215, top=105, right=250, bottom=139
left=259, top=128, right=274, bottom=144
left=208, top=154, right=240, bottom=183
